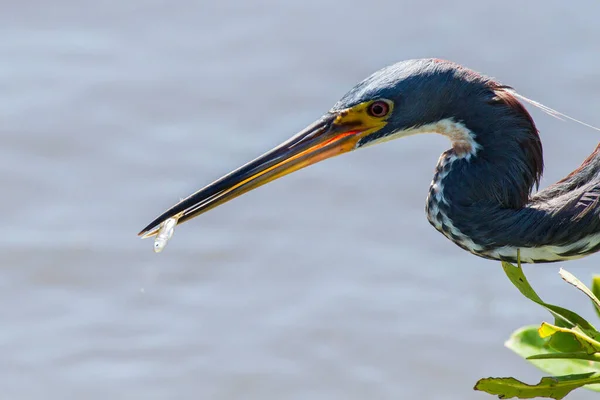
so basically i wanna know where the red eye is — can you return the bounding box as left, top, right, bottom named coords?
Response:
left=368, top=101, right=390, bottom=117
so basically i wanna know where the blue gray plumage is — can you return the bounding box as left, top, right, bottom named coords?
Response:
left=333, top=58, right=600, bottom=263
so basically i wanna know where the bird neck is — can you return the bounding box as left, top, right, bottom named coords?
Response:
left=437, top=86, right=544, bottom=210
left=424, top=88, right=544, bottom=253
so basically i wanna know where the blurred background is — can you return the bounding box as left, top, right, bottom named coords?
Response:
left=1, top=1, right=599, bottom=399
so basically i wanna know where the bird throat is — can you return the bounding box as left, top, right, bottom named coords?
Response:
left=419, top=119, right=481, bottom=159
left=393, top=119, right=481, bottom=159
left=439, top=121, right=481, bottom=158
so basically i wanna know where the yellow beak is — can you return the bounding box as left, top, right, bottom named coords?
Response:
left=138, top=104, right=389, bottom=238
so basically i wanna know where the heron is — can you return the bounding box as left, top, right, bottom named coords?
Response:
left=139, top=58, right=600, bottom=264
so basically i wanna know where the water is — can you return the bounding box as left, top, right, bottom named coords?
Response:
left=1, top=1, right=600, bottom=398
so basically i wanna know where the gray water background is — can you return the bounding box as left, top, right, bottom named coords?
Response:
left=1, top=1, right=600, bottom=399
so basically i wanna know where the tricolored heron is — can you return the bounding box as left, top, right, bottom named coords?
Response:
left=139, top=58, right=600, bottom=264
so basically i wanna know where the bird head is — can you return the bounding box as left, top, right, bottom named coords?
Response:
left=139, top=59, right=540, bottom=237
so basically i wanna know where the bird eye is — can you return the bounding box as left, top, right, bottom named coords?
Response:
left=367, top=100, right=390, bottom=118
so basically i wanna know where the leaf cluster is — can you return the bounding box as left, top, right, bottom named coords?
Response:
left=475, top=252, right=600, bottom=399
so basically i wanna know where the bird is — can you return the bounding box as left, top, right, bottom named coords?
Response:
left=138, top=58, right=600, bottom=264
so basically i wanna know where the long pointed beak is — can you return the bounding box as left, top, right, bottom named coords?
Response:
left=138, top=112, right=364, bottom=238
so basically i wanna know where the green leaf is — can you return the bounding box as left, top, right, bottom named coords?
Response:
left=474, top=373, right=600, bottom=399
left=491, top=257, right=600, bottom=397
left=559, top=268, right=600, bottom=318
left=590, top=275, right=600, bottom=320
left=528, top=353, right=600, bottom=362
left=505, top=326, right=600, bottom=392
left=538, top=322, right=600, bottom=354
left=501, top=261, right=596, bottom=332
left=547, top=331, right=586, bottom=354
